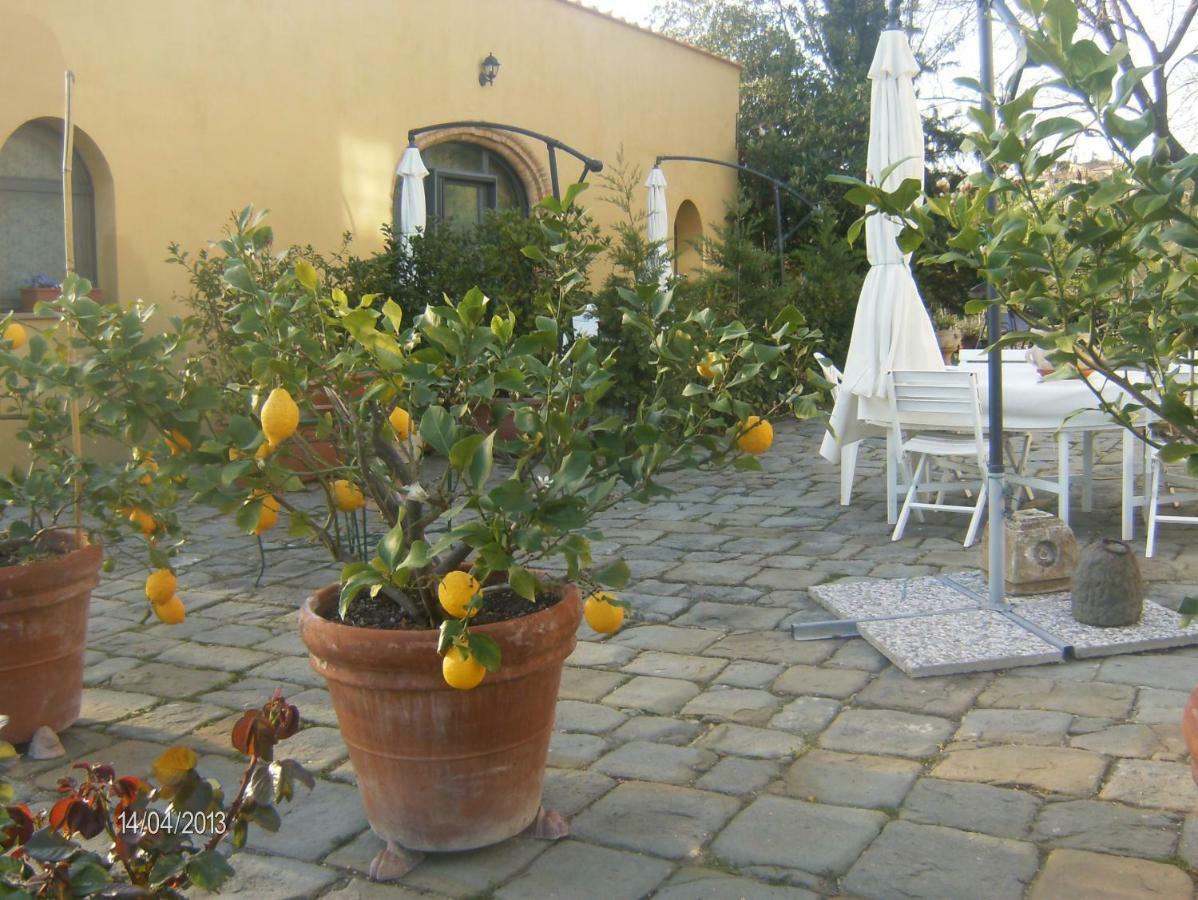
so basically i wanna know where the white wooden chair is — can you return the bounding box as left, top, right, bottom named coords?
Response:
left=959, top=349, right=1037, bottom=499
left=1143, top=364, right=1198, bottom=557
left=889, top=369, right=988, bottom=547
left=815, top=352, right=862, bottom=506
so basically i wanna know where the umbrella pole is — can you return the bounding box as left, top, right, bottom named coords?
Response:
left=978, top=0, right=1006, bottom=609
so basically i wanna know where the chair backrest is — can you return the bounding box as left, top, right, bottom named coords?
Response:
left=814, top=352, right=842, bottom=386
left=814, top=352, right=843, bottom=399
left=888, top=369, right=985, bottom=455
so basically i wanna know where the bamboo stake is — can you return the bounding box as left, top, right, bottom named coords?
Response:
left=62, top=70, right=84, bottom=536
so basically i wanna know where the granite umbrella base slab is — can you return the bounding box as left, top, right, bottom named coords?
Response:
left=804, top=571, right=1198, bottom=677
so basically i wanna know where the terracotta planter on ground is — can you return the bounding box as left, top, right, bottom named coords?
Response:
left=298, top=580, right=582, bottom=877
left=1184, top=686, right=1198, bottom=786
left=0, top=531, right=102, bottom=743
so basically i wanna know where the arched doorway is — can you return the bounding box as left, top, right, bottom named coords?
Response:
left=395, top=130, right=550, bottom=232
left=0, top=119, right=114, bottom=306
left=674, top=200, right=703, bottom=277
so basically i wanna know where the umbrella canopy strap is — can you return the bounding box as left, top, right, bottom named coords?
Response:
left=407, top=121, right=603, bottom=201
left=654, top=155, right=819, bottom=282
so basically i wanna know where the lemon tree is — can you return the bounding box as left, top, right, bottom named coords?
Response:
left=27, top=191, right=825, bottom=677
left=0, top=281, right=210, bottom=623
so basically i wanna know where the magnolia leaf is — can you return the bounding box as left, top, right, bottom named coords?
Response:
left=153, top=746, right=198, bottom=785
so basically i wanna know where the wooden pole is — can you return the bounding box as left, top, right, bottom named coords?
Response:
left=62, top=70, right=84, bottom=535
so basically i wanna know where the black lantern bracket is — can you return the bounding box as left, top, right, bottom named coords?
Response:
left=654, top=155, right=820, bottom=282
left=407, top=121, right=603, bottom=201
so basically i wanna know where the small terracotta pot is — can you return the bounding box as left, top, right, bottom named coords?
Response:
left=298, top=581, right=581, bottom=852
left=0, top=531, right=102, bottom=743
left=1183, top=685, right=1198, bottom=786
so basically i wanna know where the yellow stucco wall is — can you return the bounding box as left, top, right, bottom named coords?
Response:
left=0, top=0, right=739, bottom=315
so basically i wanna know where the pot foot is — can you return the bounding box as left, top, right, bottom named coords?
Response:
left=524, top=805, right=569, bottom=840
left=369, top=841, right=423, bottom=882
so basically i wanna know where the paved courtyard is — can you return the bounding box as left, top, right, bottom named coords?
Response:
left=6, top=419, right=1198, bottom=898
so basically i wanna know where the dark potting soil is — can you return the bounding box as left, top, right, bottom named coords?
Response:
left=0, top=538, right=65, bottom=570
left=329, top=586, right=563, bottom=631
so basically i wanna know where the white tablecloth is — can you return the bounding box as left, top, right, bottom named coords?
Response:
left=956, top=360, right=1127, bottom=432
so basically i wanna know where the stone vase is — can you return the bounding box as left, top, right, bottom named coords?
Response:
left=1071, top=539, right=1143, bottom=627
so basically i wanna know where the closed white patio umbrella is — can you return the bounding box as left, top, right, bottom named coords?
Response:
left=646, top=165, right=671, bottom=286
left=820, top=28, right=942, bottom=464
left=396, top=143, right=429, bottom=249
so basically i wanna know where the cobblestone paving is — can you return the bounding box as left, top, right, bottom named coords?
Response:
left=6, top=421, right=1198, bottom=898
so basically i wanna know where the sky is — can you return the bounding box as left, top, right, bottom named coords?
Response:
left=582, top=0, right=1198, bottom=160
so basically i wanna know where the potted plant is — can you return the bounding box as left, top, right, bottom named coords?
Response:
left=932, top=307, right=961, bottom=364
left=0, top=281, right=193, bottom=744
left=136, top=191, right=824, bottom=878
left=959, top=313, right=984, bottom=350
left=19, top=275, right=102, bottom=313
left=0, top=693, right=311, bottom=895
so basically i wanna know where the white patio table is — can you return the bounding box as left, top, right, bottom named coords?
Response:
left=879, top=359, right=1133, bottom=529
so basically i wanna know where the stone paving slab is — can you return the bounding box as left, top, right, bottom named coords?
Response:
left=2, top=421, right=1195, bottom=898
left=859, top=608, right=1064, bottom=676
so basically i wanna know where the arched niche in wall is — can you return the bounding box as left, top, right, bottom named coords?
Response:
left=0, top=119, right=116, bottom=305
left=674, top=199, right=704, bottom=278
left=394, top=127, right=552, bottom=231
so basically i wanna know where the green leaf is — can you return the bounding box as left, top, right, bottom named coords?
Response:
left=468, top=431, right=495, bottom=488
left=467, top=633, right=502, bottom=672
left=381, top=298, right=404, bottom=332
left=377, top=523, right=406, bottom=571
left=248, top=804, right=281, bottom=832
left=449, top=433, right=485, bottom=472
left=294, top=260, right=319, bottom=291
left=419, top=406, right=456, bottom=456
left=508, top=565, right=538, bottom=601
left=592, top=558, right=630, bottom=589
left=397, top=540, right=432, bottom=571
left=437, top=617, right=467, bottom=655
left=23, top=828, right=77, bottom=863
left=734, top=456, right=764, bottom=472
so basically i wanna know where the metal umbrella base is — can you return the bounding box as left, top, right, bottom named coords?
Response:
left=793, top=571, right=1198, bottom=677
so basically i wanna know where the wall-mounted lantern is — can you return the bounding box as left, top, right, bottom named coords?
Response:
left=479, top=52, right=500, bottom=87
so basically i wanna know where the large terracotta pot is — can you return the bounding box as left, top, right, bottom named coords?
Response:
left=1184, top=685, right=1198, bottom=786
left=0, top=531, right=102, bottom=743
left=298, top=581, right=581, bottom=852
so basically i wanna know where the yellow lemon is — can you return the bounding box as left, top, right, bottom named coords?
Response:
left=389, top=406, right=411, bottom=440
left=165, top=431, right=191, bottom=456
left=442, top=648, right=486, bottom=690
left=253, top=495, right=280, bottom=535
left=584, top=591, right=624, bottom=634
left=261, top=387, right=300, bottom=446
left=2, top=322, right=27, bottom=350
left=736, top=416, right=773, bottom=455
left=696, top=352, right=720, bottom=380
left=333, top=479, right=366, bottom=512
left=144, top=569, right=177, bottom=605
left=438, top=570, right=481, bottom=619
left=153, top=594, right=186, bottom=625
left=127, top=508, right=158, bottom=537
left=255, top=441, right=275, bottom=461
left=138, top=455, right=158, bottom=486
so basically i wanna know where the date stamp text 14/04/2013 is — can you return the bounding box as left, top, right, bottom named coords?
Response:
left=117, top=809, right=227, bottom=836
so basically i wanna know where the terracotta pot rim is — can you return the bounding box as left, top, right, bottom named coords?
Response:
left=0, top=529, right=101, bottom=579
left=300, top=579, right=578, bottom=642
